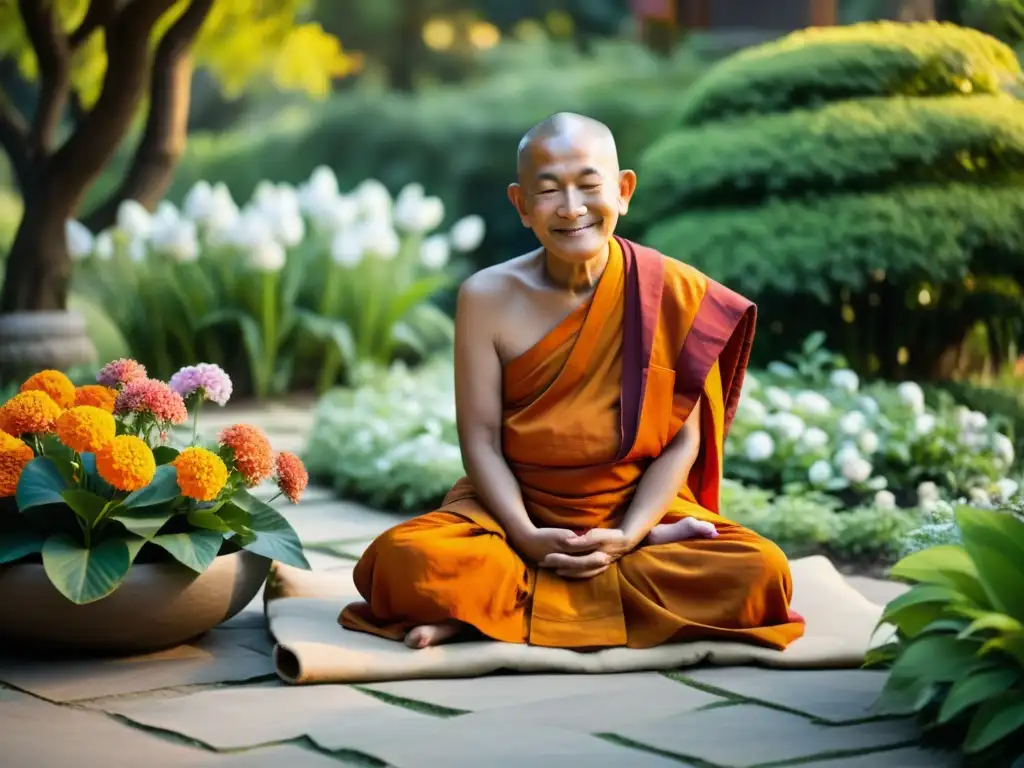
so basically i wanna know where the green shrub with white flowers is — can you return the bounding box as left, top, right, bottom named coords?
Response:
left=69, top=168, right=486, bottom=398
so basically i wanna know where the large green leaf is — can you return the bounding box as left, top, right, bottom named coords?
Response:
left=224, top=490, right=309, bottom=569
left=872, top=674, right=941, bottom=717
left=41, top=533, right=132, bottom=605
left=121, top=465, right=180, bottom=510
left=186, top=508, right=232, bottom=534
left=965, top=693, right=1024, bottom=754
left=938, top=667, right=1021, bottom=724
left=888, top=633, right=986, bottom=684
left=296, top=310, right=356, bottom=368
left=878, top=583, right=962, bottom=638
left=15, top=458, right=69, bottom=511
left=112, top=501, right=176, bottom=539
left=0, top=527, right=45, bottom=564
left=80, top=452, right=115, bottom=497
left=61, top=489, right=108, bottom=529
left=960, top=613, right=1024, bottom=640
left=889, top=544, right=990, bottom=607
left=956, top=506, right=1024, bottom=622
left=150, top=530, right=224, bottom=573
left=152, top=446, right=180, bottom=466
left=980, top=633, right=1024, bottom=667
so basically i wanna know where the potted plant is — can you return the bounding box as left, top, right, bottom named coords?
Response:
left=0, top=359, right=311, bottom=654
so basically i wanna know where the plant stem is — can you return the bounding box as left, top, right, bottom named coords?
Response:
left=260, top=270, right=278, bottom=400
left=192, top=397, right=203, bottom=444
left=316, top=264, right=344, bottom=393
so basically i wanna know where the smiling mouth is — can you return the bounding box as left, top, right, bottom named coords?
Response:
left=553, top=222, right=598, bottom=236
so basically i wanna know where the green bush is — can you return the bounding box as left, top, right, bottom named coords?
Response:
left=635, top=22, right=1024, bottom=379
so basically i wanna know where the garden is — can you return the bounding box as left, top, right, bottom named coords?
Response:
left=0, top=2, right=1024, bottom=765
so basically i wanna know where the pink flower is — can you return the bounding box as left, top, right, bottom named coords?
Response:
left=168, top=363, right=233, bottom=406
left=115, top=379, right=188, bottom=425
left=97, top=358, right=148, bottom=389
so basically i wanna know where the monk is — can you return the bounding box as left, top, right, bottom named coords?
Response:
left=340, top=112, right=806, bottom=652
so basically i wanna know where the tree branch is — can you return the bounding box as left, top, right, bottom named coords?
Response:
left=69, top=0, right=119, bottom=49
left=0, top=92, right=33, bottom=192
left=17, top=0, right=71, bottom=158
left=84, top=0, right=214, bottom=232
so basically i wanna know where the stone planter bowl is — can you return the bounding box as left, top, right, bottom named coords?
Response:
left=0, top=550, right=270, bottom=655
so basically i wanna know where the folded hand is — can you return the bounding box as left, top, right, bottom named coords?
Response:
left=538, top=528, right=635, bottom=579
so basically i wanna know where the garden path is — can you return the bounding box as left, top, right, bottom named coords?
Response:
left=0, top=401, right=954, bottom=767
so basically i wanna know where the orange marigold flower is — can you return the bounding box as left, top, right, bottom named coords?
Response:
left=173, top=447, right=228, bottom=502
left=95, top=435, right=156, bottom=492
left=0, top=430, right=34, bottom=497
left=218, top=423, right=273, bottom=486
left=0, top=390, right=62, bottom=437
left=56, top=406, right=116, bottom=454
left=274, top=452, right=308, bottom=503
left=20, top=369, right=76, bottom=409
left=74, top=384, right=118, bottom=413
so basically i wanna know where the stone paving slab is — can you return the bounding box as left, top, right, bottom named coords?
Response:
left=800, top=745, right=961, bottom=767
left=285, top=501, right=400, bottom=545
left=101, top=681, right=428, bottom=751
left=844, top=576, right=908, bottom=608
left=609, top=703, right=920, bottom=767
left=676, top=667, right=889, bottom=722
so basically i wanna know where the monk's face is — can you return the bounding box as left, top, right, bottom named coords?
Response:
left=508, top=132, right=637, bottom=263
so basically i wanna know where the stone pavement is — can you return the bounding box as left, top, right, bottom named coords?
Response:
left=0, top=402, right=958, bottom=767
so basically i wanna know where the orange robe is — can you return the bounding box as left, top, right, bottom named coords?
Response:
left=340, top=236, right=806, bottom=650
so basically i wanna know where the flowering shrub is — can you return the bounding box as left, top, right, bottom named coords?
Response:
left=900, top=493, right=1024, bottom=556
left=0, top=362, right=309, bottom=605
left=69, top=168, right=486, bottom=397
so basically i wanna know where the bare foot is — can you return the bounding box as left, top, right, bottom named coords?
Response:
left=404, top=620, right=465, bottom=649
left=646, top=517, right=719, bottom=546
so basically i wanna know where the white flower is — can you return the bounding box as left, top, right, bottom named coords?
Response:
left=897, top=381, right=925, bottom=412
left=834, top=443, right=862, bottom=469
left=839, top=410, right=867, bottom=436
left=127, top=237, right=146, bottom=263
left=152, top=217, right=199, bottom=263
left=743, top=373, right=761, bottom=392
left=969, top=488, right=992, bottom=507
left=765, top=412, right=805, bottom=441
left=959, top=431, right=986, bottom=453
left=914, top=413, right=937, bottom=436
left=858, top=430, right=880, bottom=455
left=116, top=199, right=152, bottom=240
left=743, top=431, right=775, bottom=462
left=767, top=361, right=797, bottom=378
left=449, top=214, right=485, bottom=251
left=298, top=166, right=339, bottom=216
left=857, top=395, right=879, bottom=415
left=995, top=478, right=1020, bottom=501
left=330, top=229, right=364, bottom=267
left=808, top=459, right=833, bottom=486
left=362, top=222, right=400, bottom=260
left=917, top=481, right=941, bottom=504
left=271, top=208, right=305, bottom=248
left=65, top=220, right=93, bottom=261
left=794, top=390, right=831, bottom=416
left=394, top=183, right=445, bottom=233
left=874, top=490, right=896, bottom=509
left=248, top=239, right=286, bottom=272
left=958, top=409, right=988, bottom=432
left=992, top=433, right=1015, bottom=466
left=419, top=234, right=450, bottom=269
left=737, top=396, right=767, bottom=422
left=801, top=427, right=829, bottom=451
left=829, top=369, right=859, bottom=393
left=356, top=179, right=392, bottom=220
left=183, top=180, right=214, bottom=222
left=93, top=230, right=114, bottom=260
left=203, top=183, right=241, bottom=242
left=319, top=195, right=359, bottom=233
left=765, top=386, right=793, bottom=410
left=841, top=456, right=873, bottom=484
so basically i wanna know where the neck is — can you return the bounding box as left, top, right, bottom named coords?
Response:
left=543, top=241, right=610, bottom=294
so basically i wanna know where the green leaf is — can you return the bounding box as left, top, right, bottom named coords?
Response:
left=959, top=613, right=1024, bottom=640
left=888, top=633, right=986, bottom=685
left=878, top=583, right=962, bottom=638
left=296, top=310, right=356, bottom=367
left=862, top=641, right=900, bottom=669
left=186, top=508, right=232, bottom=534
left=150, top=530, right=224, bottom=573
left=79, top=452, right=115, bottom=497
left=15, top=458, right=69, bottom=511
left=224, top=490, right=309, bottom=569
left=152, top=446, right=180, bottom=466
left=956, top=506, right=1024, bottom=622
left=41, top=533, right=132, bottom=605
left=938, top=667, right=1021, bottom=724
left=965, top=693, right=1024, bottom=754
left=60, top=489, right=108, bottom=529
left=0, top=530, right=45, bottom=564
left=872, top=674, right=940, bottom=717
left=112, top=503, right=176, bottom=539
left=196, top=310, right=264, bottom=395
left=979, top=633, right=1024, bottom=666
left=121, top=465, right=180, bottom=509
left=889, top=544, right=990, bottom=608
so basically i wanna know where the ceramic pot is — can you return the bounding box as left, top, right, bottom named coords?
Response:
left=0, top=550, right=270, bottom=655
left=0, top=310, right=96, bottom=382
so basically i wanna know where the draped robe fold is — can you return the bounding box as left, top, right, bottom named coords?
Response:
left=339, top=237, right=806, bottom=650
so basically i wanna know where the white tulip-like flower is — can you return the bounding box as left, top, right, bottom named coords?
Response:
left=828, top=369, right=859, bottom=393
left=874, top=490, right=896, bottom=509
left=737, top=396, right=767, bottom=422
left=897, top=381, right=925, bottom=412
left=808, top=459, right=833, bottom=486
left=743, top=431, right=775, bottom=462
left=765, top=386, right=793, bottom=411
left=858, top=430, right=880, bottom=455
left=969, top=487, right=992, bottom=507
left=298, top=166, right=339, bottom=216
left=801, top=426, right=829, bottom=451
left=330, top=228, right=364, bottom=267
left=995, top=478, right=1020, bottom=501
left=449, top=214, right=485, bottom=252
left=356, top=179, right=393, bottom=220
left=127, top=236, right=146, bottom=263
left=914, top=413, right=937, bottom=436
left=203, top=183, right=241, bottom=243
left=183, top=180, right=214, bottom=222
left=93, top=230, right=114, bottom=260
left=65, top=220, right=94, bottom=261
left=992, top=433, right=1015, bottom=466
left=857, top=395, right=879, bottom=415
left=116, top=199, right=152, bottom=240
left=271, top=207, right=306, bottom=248
left=766, top=361, right=796, bottom=378
left=841, top=456, right=873, bottom=484
left=419, top=234, right=450, bottom=269
left=159, top=219, right=200, bottom=263
left=248, top=238, right=286, bottom=272
left=319, top=195, right=360, bottom=233
left=362, top=221, right=400, bottom=261
left=765, top=412, right=805, bottom=441
left=917, top=481, right=940, bottom=504
left=839, top=410, right=867, bottom=436
left=794, top=390, right=831, bottom=416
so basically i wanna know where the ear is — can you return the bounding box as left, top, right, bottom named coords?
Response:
left=507, top=183, right=530, bottom=227
left=617, top=169, right=637, bottom=215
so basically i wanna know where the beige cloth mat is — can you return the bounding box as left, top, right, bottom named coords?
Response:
left=264, top=556, right=890, bottom=685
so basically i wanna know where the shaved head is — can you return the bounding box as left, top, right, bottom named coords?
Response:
left=516, top=112, right=620, bottom=179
